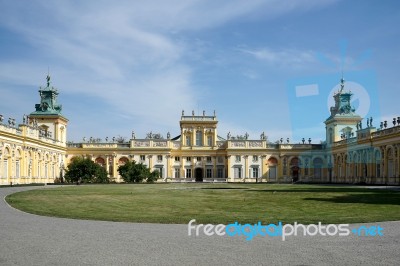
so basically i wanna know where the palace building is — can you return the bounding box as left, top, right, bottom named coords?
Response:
left=1, top=77, right=399, bottom=185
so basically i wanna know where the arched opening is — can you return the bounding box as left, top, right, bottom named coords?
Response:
left=268, top=157, right=278, bottom=181
left=95, top=157, right=106, bottom=167
left=290, top=157, right=300, bottom=182
left=118, top=157, right=129, bottom=165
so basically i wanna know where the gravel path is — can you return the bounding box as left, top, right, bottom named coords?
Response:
left=1, top=186, right=399, bottom=266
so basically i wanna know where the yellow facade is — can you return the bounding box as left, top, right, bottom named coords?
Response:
left=1, top=78, right=399, bottom=185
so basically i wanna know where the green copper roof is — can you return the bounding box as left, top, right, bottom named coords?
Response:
left=30, top=75, right=63, bottom=116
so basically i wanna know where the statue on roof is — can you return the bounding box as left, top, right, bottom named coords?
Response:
left=46, top=74, right=51, bottom=87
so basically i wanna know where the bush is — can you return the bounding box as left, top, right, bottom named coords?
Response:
left=65, top=157, right=109, bottom=184
left=118, top=161, right=159, bottom=183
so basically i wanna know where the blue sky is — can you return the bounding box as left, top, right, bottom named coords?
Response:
left=0, top=0, right=399, bottom=143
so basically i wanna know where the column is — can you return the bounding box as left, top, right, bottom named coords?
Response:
left=213, top=156, right=217, bottom=179
left=113, top=155, right=118, bottom=179
left=166, top=155, right=171, bottom=180
left=244, top=155, right=248, bottom=181
left=227, top=155, right=231, bottom=181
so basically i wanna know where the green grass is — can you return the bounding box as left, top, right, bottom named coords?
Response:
left=5, top=184, right=400, bottom=224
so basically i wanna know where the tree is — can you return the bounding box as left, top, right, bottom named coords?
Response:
left=118, top=161, right=160, bottom=183
left=65, top=157, right=109, bottom=184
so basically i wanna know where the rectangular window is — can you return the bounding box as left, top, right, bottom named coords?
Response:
left=186, top=157, right=191, bottom=162
left=217, top=168, right=224, bottom=178
left=197, top=157, right=202, bottom=162
left=206, top=156, right=212, bottom=162
left=186, top=168, right=192, bottom=178
left=234, top=167, right=242, bottom=178
left=206, top=168, right=212, bottom=178
left=235, top=155, right=241, bottom=162
left=252, top=167, right=259, bottom=178
left=376, top=164, right=380, bottom=178
left=207, top=136, right=212, bottom=146
left=175, top=156, right=180, bottom=162
left=3, top=160, right=8, bottom=178
left=15, top=160, right=20, bottom=178
left=174, top=168, right=180, bottom=178
left=196, top=131, right=202, bottom=146
left=157, top=155, right=163, bottom=161
left=253, top=155, right=258, bottom=162
left=140, top=155, right=145, bottom=161
left=186, top=135, right=191, bottom=146
left=155, top=167, right=163, bottom=178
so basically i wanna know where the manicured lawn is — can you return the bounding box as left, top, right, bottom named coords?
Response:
left=5, top=184, right=400, bottom=224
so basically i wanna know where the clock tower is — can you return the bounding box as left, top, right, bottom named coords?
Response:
left=29, top=75, right=68, bottom=145
left=325, top=78, right=362, bottom=146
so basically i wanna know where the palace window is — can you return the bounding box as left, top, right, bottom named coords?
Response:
left=140, top=155, right=145, bottom=161
left=186, top=157, right=192, bottom=162
left=234, top=167, right=242, bottom=178
left=206, top=156, right=212, bottom=163
left=207, top=136, right=212, bottom=146
left=157, top=155, right=163, bottom=161
left=217, top=167, right=224, bottom=178
left=253, top=155, right=258, bottom=162
left=154, top=167, right=163, bottom=178
left=206, top=168, right=212, bottom=178
left=3, top=159, right=8, bottom=178
left=196, top=130, right=202, bottom=146
left=15, top=160, right=20, bottom=178
left=252, top=167, right=259, bottom=178
left=174, top=168, right=180, bottom=178
left=186, top=135, right=191, bottom=146
left=175, top=156, right=180, bottom=162
left=235, top=155, right=241, bottom=162
left=197, top=157, right=202, bottom=162
left=186, top=168, right=192, bottom=178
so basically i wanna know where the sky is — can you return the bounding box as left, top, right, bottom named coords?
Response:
left=0, top=0, right=399, bottom=143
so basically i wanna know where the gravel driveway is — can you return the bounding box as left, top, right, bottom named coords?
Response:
left=1, top=186, right=399, bottom=265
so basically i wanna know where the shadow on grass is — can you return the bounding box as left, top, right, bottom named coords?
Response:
left=200, top=187, right=250, bottom=190
left=304, top=192, right=400, bottom=205
left=245, top=188, right=400, bottom=193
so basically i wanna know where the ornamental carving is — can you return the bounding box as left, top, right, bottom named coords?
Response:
left=134, top=141, right=150, bottom=147
left=249, top=141, right=262, bottom=147
left=231, top=141, right=245, bottom=147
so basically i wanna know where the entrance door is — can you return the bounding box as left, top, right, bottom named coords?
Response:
left=292, top=167, right=299, bottom=182
left=195, top=168, right=203, bottom=182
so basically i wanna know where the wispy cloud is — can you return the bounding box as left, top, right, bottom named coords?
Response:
left=238, top=47, right=316, bottom=67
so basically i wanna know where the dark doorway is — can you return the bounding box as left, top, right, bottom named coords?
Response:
left=195, top=168, right=203, bottom=182
left=292, top=167, right=299, bottom=182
